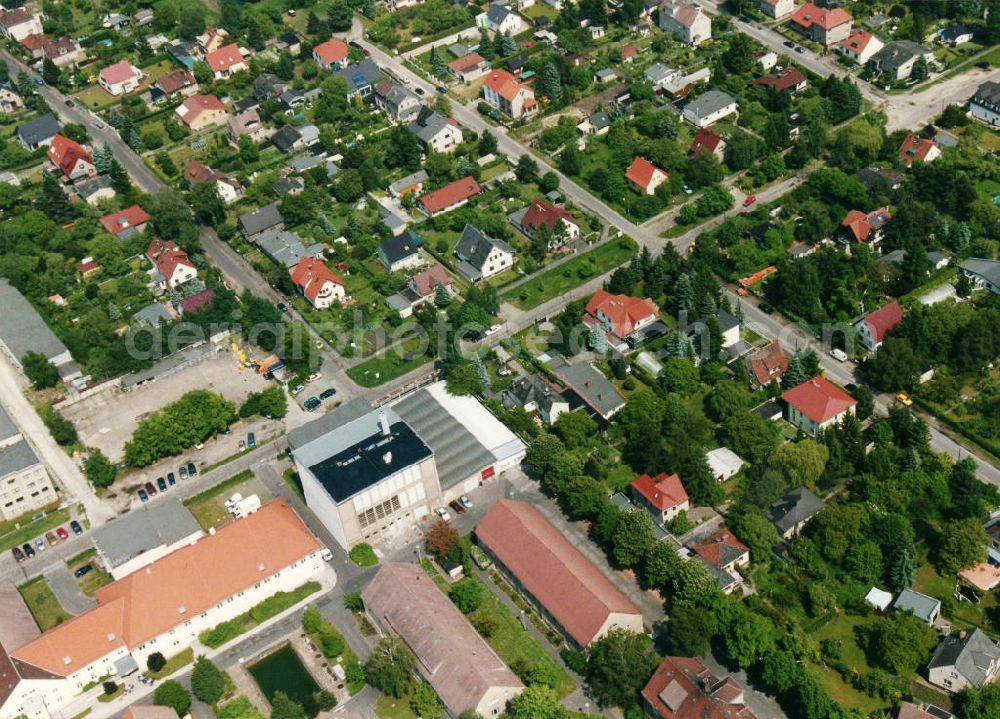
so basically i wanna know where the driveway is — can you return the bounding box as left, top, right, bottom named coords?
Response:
left=43, top=562, right=96, bottom=615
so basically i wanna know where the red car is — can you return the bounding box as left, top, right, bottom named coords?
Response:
left=742, top=194, right=756, bottom=207
left=145, top=481, right=158, bottom=496
left=11, top=546, right=24, bottom=562
left=56, top=526, right=69, bottom=540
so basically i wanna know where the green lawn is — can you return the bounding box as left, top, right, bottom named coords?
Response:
left=506, top=238, right=638, bottom=310
left=522, top=3, right=559, bottom=20
left=19, top=576, right=72, bottom=631
left=144, top=647, right=195, bottom=680
left=345, top=336, right=433, bottom=388
left=183, top=469, right=256, bottom=531
left=71, top=557, right=113, bottom=596
left=808, top=614, right=886, bottom=715
left=375, top=691, right=418, bottom=719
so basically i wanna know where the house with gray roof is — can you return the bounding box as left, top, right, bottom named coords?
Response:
left=378, top=231, right=423, bottom=272
left=254, top=73, right=289, bottom=101
left=389, top=170, right=429, bottom=198
left=0, top=278, right=79, bottom=380
left=75, top=175, right=116, bottom=205
left=454, top=224, right=515, bottom=282
left=682, top=90, right=738, bottom=127
left=92, top=498, right=203, bottom=579
left=16, top=113, right=60, bottom=150
left=928, top=628, right=1000, bottom=692
left=544, top=353, right=625, bottom=421
left=868, top=40, right=934, bottom=81
left=374, top=79, right=421, bottom=123
left=238, top=202, right=284, bottom=241
left=257, top=228, right=324, bottom=268
left=893, top=588, right=941, bottom=625
left=503, top=375, right=569, bottom=425
left=407, top=107, right=464, bottom=153
left=274, top=176, right=305, bottom=196
left=272, top=125, right=305, bottom=153
left=133, top=303, right=173, bottom=326
left=334, top=59, right=382, bottom=101
left=770, top=487, right=826, bottom=539
left=478, top=3, right=526, bottom=35
left=579, top=109, right=612, bottom=135
left=644, top=62, right=678, bottom=91
left=959, top=258, right=1000, bottom=295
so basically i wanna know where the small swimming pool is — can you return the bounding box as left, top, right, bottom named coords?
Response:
left=248, top=644, right=320, bottom=710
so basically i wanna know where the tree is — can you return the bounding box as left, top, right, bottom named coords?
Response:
left=434, top=283, right=451, bottom=308
left=42, top=57, right=60, bottom=86
left=781, top=352, right=809, bottom=389
left=426, top=519, right=459, bottom=560
left=586, top=629, right=659, bottom=707
left=515, top=155, right=539, bottom=183
left=327, top=0, right=354, bottom=30
left=505, top=685, right=571, bottom=719
left=561, top=476, right=608, bottom=519
left=525, top=434, right=565, bottom=478
left=723, top=412, right=780, bottom=465
left=431, top=46, right=448, bottom=77
left=938, top=519, right=989, bottom=575
left=478, top=30, right=495, bottom=61
left=270, top=692, right=307, bottom=719
left=21, top=351, right=59, bottom=389
left=448, top=578, right=484, bottom=613
left=147, top=652, right=167, bottom=673
left=40, top=173, right=75, bottom=224
left=889, top=545, right=915, bottom=592
left=954, top=683, right=1000, bottom=719
left=189, top=181, right=226, bottom=225
left=704, top=382, right=751, bottom=422
left=726, top=506, right=779, bottom=561
left=479, top=131, right=498, bottom=156
left=499, top=30, right=517, bottom=56
left=660, top=357, right=699, bottom=396
left=911, top=55, right=929, bottom=82
left=612, top=510, right=656, bottom=568
left=950, top=458, right=1000, bottom=521
left=539, top=171, right=560, bottom=194
left=411, top=683, right=444, bottom=718
left=541, top=62, right=562, bottom=102
left=865, top=337, right=918, bottom=391
left=365, top=638, right=415, bottom=698
left=84, top=449, right=117, bottom=489
left=191, top=655, right=226, bottom=704
left=552, top=412, right=597, bottom=449
left=154, top=680, right=191, bottom=717
left=857, top=613, right=938, bottom=675
left=662, top=604, right=716, bottom=657
left=770, top=439, right=829, bottom=488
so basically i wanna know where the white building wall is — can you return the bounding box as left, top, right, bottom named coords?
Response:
left=106, top=530, right=204, bottom=580
left=299, top=460, right=350, bottom=550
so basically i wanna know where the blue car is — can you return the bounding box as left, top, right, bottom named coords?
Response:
left=138, top=488, right=149, bottom=502
left=247, top=432, right=256, bottom=448
left=167, top=472, right=176, bottom=486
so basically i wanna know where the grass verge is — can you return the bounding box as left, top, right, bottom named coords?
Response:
left=19, top=576, right=72, bottom=631
left=199, top=581, right=321, bottom=648
left=143, top=647, right=195, bottom=680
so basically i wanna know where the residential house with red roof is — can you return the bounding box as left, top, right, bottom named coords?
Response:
left=753, top=67, right=808, bottom=93
left=154, top=69, right=197, bottom=102
left=744, top=339, right=788, bottom=389
left=98, top=60, right=144, bottom=96
left=658, top=0, right=712, bottom=46
left=196, top=27, right=229, bottom=54
left=854, top=300, right=902, bottom=352
left=19, top=33, right=45, bottom=57
left=0, top=8, right=43, bottom=41
left=227, top=108, right=270, bottom=144
left=482, top=69, right=537, bottom=120
left=626, top=156, right=668, bottom=195
left=178, top=289, right=215, bottom=316
left=620, top=44, right=638, bottom=63
left=689, top=527, right=750, bottom=595
left=42, top=37, right=84, bottom=68
left=0, top=501, right=324, bottom=719
left=756, top=0, right=794, bottom=19
left=790, top=2, right=853, bottom=46
left=418, top=176, right=482, bottom=216
left=839, top=207, right=891, bottom=252
left=836, top=29, right=884, bottom=65
left=476, top=500, right=644, bottom=649
left=46, top=134, right=95, bottom=181
left=175, top=95, right=229, bottom=131
left=892, top=703, right=955, bottom=719
left=899, top=133, right=941, bottom=167
left=583, top=290, right=660, bottom=349
left=513, top=199, right=580, bottom=244
left=312, top=39, right=349, bottom=69
left=448, top=53, right=490, bottom=82
left=146, top=238, right=197, bottom=290
left=100, top=205, right=150, bottom=240
left=689, top=128, right=726, bottom=161
left=783, top=375, right=857, bottom=436
left=642, top=655, right=757, bottom=719
left=205, top=43, right=248, bottom=79
left=631, top=472, right=689, bottom=524
left=290, top=257, right=347, bottom=309
left=184, top=159, right=242, bottom=205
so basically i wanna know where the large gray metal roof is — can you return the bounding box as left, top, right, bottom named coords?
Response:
left=0, top=439, right=39, bottom=478
left=0, top=406, right=18, bottom=445
left=0, top=278, right=73, bottom=369
left=92, top=498, right=202, bottom=569
left=393, top=388, right=498, bottom=491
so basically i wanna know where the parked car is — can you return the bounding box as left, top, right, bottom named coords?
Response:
left=460, top=495, right=473, bottom=509
left=349, top=40, right=363, bottom=49
left=896, top=393, right=913, bottom=407
left=436, top=506, right=451, bottom=521
left=320, top=388, right=336, bottom=400
left=34, top=538, right=45, bottom=552
left=145, top=481, right=157, bottom=496
left=56, top=526, right=69, bottom=540
left=277, top=302, right=288, bottom=313
left=157, top=477, right=167, bottom=492
left=307, top=372, right=322, bottom=382
left=743, top=194, right=756, bottom=207
left=70, top=520, right=83, bottom=535
left=795, top=46, right=806, bottom=53
left=830, top=348, right=848, bottom=362
left=292, top=384, right=305, bottom=395
left=485, top=323, right=504, bottom=337
left=22, top=543, right=34, bottom=558
left=46, top=532, right=58, bottom=546
left=74, top=564, right=92, bottom=578
left=179, top=466, right=188, bottom=479
left=239, top=439, right=246, bottom=451
left=247, top=432, right=256, bottom=448
left=304, top=396, right=321, bottom=411
left=138, top=488, right=149, bottom=502
left=12, top=546, right=24, bottom=562
left=188, top=462, right=197, bottom=476
left=167, top=472, right=176, bottom=486
left=415, top=87, right=425, bottom=96
left=436, top=85, right=447, bottom=93
left=65, top=99, right=74, bottom=107
left=784, top=40, right=795, bottom=48
left=449, top=499, right=465, bottom=514
left=758, top=302, right=775, bottom=314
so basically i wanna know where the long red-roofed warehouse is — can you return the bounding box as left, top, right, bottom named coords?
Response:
left=475, top=499, right=644, bottom=649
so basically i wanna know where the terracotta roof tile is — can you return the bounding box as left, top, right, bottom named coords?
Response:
left=625, top=156, right=666, bottom=190
left=631, top=472, right=688, bottom=512
left=861, top=300, right=902, bottom=344
left=782, top=375, right=856, bottom=424
left=418, top=176, right=481, bottom=214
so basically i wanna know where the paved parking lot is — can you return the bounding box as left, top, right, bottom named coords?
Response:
left=61, top=353, right=272, bottom=463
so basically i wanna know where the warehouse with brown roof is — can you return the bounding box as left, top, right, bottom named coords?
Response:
left=363, top=563, right=524, bottom=717
left=476, top=500, right=644, bottom=648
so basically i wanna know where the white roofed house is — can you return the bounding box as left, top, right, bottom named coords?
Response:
left=658, top=0, right=712, bottom=46
left=706, top=447, right=744, bottom=482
